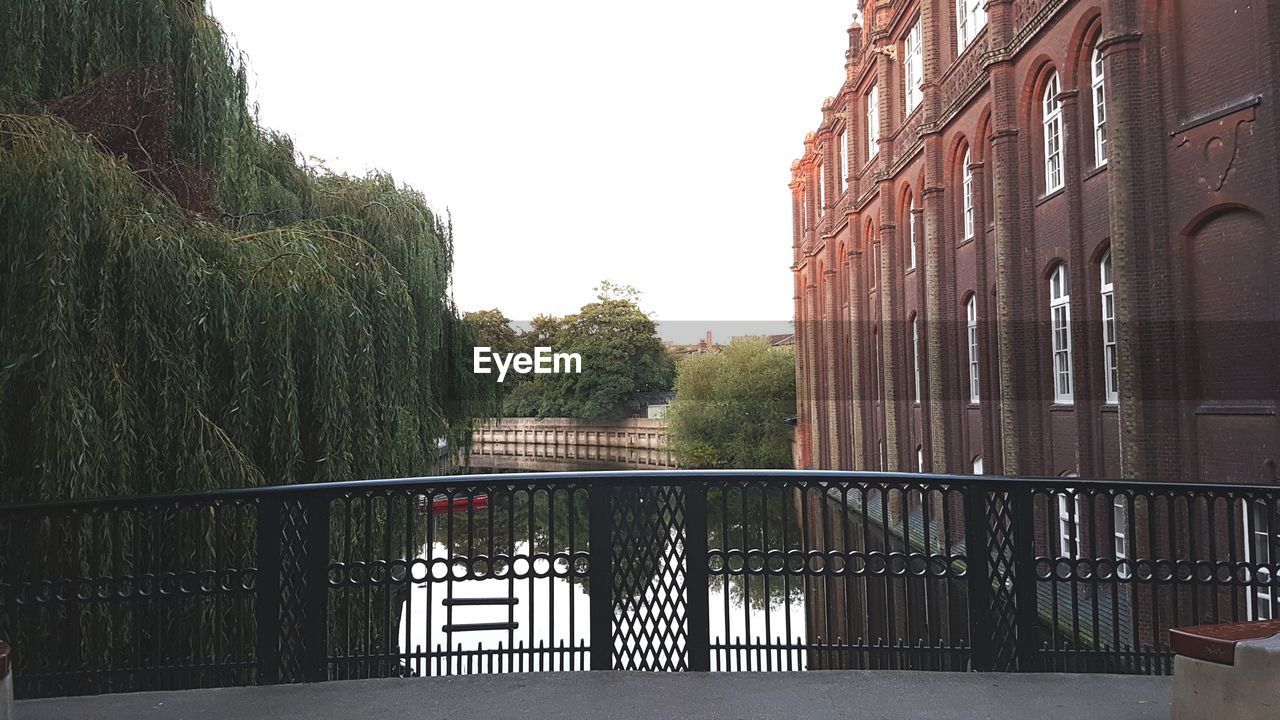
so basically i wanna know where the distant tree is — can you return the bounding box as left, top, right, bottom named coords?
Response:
left=464, top=308, right=527, bottom=403
left=524, top=313, right=563, bottom=352
left=465, top=308, right=522, bottom=357
left=667, top=338, right=796, bottom=469
left=508, top=282, right=675, bottom=421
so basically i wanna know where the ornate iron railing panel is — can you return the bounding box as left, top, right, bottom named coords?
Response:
left=1, top=470, right=1277, bottom=698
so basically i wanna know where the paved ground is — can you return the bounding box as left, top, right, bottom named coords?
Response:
left=18, top=671, right=1172, bottom=720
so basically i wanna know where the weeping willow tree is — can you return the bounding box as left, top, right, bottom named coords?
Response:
left=0, top=0, right=500, bottom=693
left=0, top=0, right=498, bottom=503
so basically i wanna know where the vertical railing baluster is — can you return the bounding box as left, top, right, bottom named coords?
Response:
left=1011, top=485, right=1038, bottom=670
left=255, top=498, right=282, bottom=685
left=685, top=479, right=710, bottom=671
left=962, top=482, right=992, bottom=671
left=588, top=483, right=613, bottom=670
left=303, top=492, right=330, bottom=682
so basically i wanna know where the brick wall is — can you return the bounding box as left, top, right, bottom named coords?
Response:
left=790, top=0, right=1279, bottom=484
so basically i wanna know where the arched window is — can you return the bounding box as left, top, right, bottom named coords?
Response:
left=1100, top=252, right=1118, bottom=404
left=1043, top=72, right=1064, bottom=192
left=1091, top=46, right=1107, bottom=167
left=956, top=0, right=986, bottom=52
left=867, top=85, right=880, bottom=160
left=839, top=127, right=849, bottom=193
left=966, top=295, right=979, bottom=404
left=972, top=455, right=983, bottom=475
left=962, top=148, right=974, bottom=240
left=907, top=196, right=918, bottom=271
left=1049, top=263, right=1073, bottom=404
left=911, top=314, right=921, bottom=403
left=904, top=19, right=923, bottom=112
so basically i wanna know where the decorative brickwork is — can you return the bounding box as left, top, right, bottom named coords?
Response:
left=792, top=0, right=1278, bottom=483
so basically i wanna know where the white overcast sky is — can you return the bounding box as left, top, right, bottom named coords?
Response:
left=206, top=1, right=853, bottom=341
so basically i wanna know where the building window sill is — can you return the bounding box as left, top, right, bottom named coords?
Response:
left=1050, top=403, right=1075, bottom=411
left=958, top=236, right=975, bottom=249
left=1194, top=402, right=1277, bottom=416
left=1082, top=163, right=1108, bottom=182
left=1035, top=187, right=1066, bottom=206
left=1101, top=403, right=1119, bottom=413
left=906, top=266, right=917, bottom=275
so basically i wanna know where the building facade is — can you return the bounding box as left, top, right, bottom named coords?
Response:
left=791, top=0, right=1278, bottom=483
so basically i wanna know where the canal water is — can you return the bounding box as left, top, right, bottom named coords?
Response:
left=397, top=537, right=809, bottom=672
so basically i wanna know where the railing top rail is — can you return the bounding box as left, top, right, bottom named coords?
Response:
left=2, top=469, right=1278, bottom=514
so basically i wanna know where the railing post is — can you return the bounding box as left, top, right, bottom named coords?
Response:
left=1011, top=485, right=1038, bottom=670
left=962, top=482, right=993, bottom=671
left=302, top=493, right=330, bottom=682
left=588, top=483, right=613, bottom=671
left=255, top=498, right=282, bottom=685
left=684, top=480, right=710, bottom=671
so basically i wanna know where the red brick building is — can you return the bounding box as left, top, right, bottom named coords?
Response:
left=791, top=0, right=1278, bottom=483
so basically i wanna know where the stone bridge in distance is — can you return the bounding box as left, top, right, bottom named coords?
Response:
left=458, top=417, right=675, bottom=472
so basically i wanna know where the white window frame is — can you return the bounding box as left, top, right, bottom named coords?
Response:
left=1091, top=46, right=1107, bottom=167
left=839, top=127, right=849, bottom=193
left=907, top=201, right=918, bottom=271
left=816, top=161, right=825, bottom=216
left=1049, top=263, right=1073, bottom=404
left=1101, top=252, right=1118, bottom=404
left=967, top=295, right=980, bottom=404
left=1058, top=491, right=1082, bottom=560
left=866, top=85, right=880, bottom=160
left=972, top=456, right=983, bottom=475
left=904, top=20, right=923, bottom=113
left=917, top=446, right=924, bottom=473
left=956, top=0, right=987, bottom=52
left=871, top=242, right=880, bottom=289
left=1113, top=496, right=1130, bottom=579
left=912, top=314, right=921, bottom=404
left=962, top=149, right=974, bottom=240
left=1244, top=500, right=1276, bottom=621
left=1043, top=72, right=1064, bottom=193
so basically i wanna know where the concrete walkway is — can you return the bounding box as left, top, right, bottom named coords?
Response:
left=18, top=671, right=1172, bottom=720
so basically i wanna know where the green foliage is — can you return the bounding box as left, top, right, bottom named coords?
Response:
left=0, top=0, right=498, bottom=504
left=667, top=338, right=796, bottom=469
left=504, top=283, right=675, bottom=421
left=0, top=0, right=504, bottom=687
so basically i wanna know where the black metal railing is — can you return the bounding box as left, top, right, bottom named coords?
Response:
left=1, top=470, right=1277, bottom=698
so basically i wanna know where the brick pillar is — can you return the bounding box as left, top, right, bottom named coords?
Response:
left=823, top=261, right=842, bottom=469
left=988, top=0, right=1045, bottom=476
left=969, top=157, right=998, bottom=473
left=805, top=279, right=822, bottom=467
left=847, top=242, right=869, bottom=469
left=1057, top=89, right=1100, bottom=475
left=1101, top=0, right=1181, bottom=481
left=919, top=0, right=959, bottom=472
left=791, top=175, right=810, bottom=470
left=870, top=3, right=904, bottom=472
left=793, top=278, right=810, bottom=469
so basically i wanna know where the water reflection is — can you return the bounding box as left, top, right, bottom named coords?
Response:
left=394, top=484, right=811, bottom=672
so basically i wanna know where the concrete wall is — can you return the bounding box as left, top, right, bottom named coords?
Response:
left=462, top=417, right=676, bottom=471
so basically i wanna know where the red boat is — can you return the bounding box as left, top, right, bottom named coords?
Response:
left=416, top=494, right=489, bottom=514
